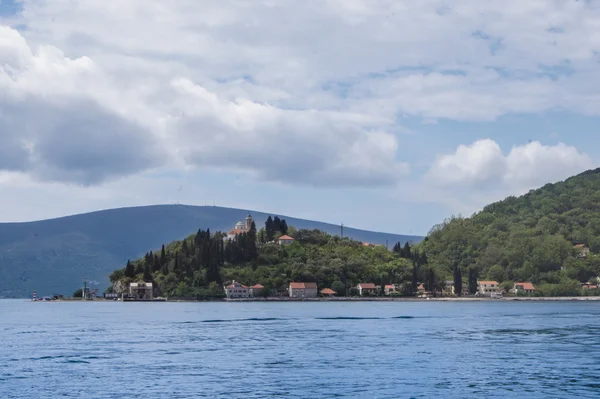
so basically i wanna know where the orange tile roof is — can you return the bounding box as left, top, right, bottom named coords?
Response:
left=289, top=282, right=317, bottom=289
left=250, top=284, right=264, bottom=289
left=417, top=283, right=425, bottom=290
left=384, top=284, right=395, bottom=289
left=320, top=288, right=337, bottom=295
left=279, top=235, right=295, bottom=240
left=228, top=229, right=245, bottom=235
left=575, top=244, right=586, bottom=248
left=358, top=283, right=376, bottom=289
left=478, top=281, right=499, bottom=285
left=515, top=282, right=535, bottom=291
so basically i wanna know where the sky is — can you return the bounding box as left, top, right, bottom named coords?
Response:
left=0, top=0, right=599, bottom=236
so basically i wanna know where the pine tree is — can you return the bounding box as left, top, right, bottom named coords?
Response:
left=125, top=260, right=135, bottom=278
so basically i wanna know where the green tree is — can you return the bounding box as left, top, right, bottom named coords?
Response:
left=125, top=260, right=135, bottom=278
left=143, top=263, right=152, bottom=282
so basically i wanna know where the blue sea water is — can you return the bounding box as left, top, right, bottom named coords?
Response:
left=1, top=300, right=600, bottom=398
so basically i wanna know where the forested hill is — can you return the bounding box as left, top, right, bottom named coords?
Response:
left=0, top=205, right=421, bottom=297
left=109, top=223, right=417, bottom=299
left=420, top=168, right=600, bottom=295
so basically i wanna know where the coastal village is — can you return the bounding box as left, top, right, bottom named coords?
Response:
left=98, top=216, right=599, bottom=301
left=32, top=214, right=600, bottom=301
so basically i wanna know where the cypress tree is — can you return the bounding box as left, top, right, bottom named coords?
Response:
left=153, top=254, right=161, bottom=273
left=143, top=263, right=152, bottom=282
left=468, top=267, right=478, bottom=295
left=160, top=244, right=166, bottom=265
left=265, top=216, right=275, bottom=241
left=280, top=219, right=288, bottom=235
left=246, top=221, right=258, bottom=261
left=402, top=242, right=411, bottom=259
left=182, top=239, right=189, bottom=255
left=125, top=260, right=135, bottom=278
left=172, top=253, right=181, bottom=276
left=273, top=216, right=282, bottom=233
left=454, top=265, right=463, bottom=297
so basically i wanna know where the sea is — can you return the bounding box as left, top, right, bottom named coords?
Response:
left=1, top=299, right=599, bottom=398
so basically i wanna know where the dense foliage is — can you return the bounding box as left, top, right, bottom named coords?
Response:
left=109, top=218, right=421, bottom=298
left=419, top=168, right=600, bottom=296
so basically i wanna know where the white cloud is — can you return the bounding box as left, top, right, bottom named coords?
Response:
left=428, top=139, right=595, bottom=189
left=0, top=26, right=408, bottom=187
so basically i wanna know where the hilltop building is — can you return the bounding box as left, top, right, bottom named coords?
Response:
left=227, top=214, right=254, bottom=240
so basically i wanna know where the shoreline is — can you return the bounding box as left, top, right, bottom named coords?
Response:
left=19, top=295, right=600, bottom=303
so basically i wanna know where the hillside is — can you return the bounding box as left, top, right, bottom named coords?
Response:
left=0, top=205, right=421, bottom=297
left=109, top=226, right=416, bottom=299
left=420, top=168, right=600, bottom=295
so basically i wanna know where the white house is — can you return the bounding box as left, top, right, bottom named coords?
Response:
left=512, top=282, right=536, bottom=295
left=129, top=282, right=153, bottom=300
left=224, top=281, right=250, bottom=298
left=357, top=283, right=377, bottom=296
left=477, top=280, right=500, bottom=296
left=278, top=235, right=295, bottom=245
left=289, top=282, right=318, bottom=298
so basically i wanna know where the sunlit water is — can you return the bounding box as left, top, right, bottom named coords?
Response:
left=2, top=299, right=600, bottom=398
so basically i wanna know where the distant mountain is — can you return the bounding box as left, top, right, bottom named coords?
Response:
left=0, top=205, right=422, bottom=297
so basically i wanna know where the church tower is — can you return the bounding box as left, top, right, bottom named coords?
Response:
left=246, top=214, right=253, bottom=231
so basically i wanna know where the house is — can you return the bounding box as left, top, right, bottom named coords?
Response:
left=320, top=288, right=337, bottom=297
left=249, top=284, right=264, bottom=297
left=512, top=282, right=536, bottom=295
left=129, top=282, right=153, bottom=300
left=582, top=283, right=598, bottom=290
left=575, top=244, right=590, bottom=259
left=278, top=235, right=295, bottom=245
left=226, top=214, right=254, bottom=240
left=289, top=282, right=318, bottom=298
left=224, top=280, right=249, bottom=298
left=357, top=283, right=377, bottom=296
left=477, top=280, right=500, bottom=297
left=442, top=281, right=454, bottom=296
left=384, top=284, right=397, bottom=295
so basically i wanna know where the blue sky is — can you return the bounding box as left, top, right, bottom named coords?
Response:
left=0, top=1, right=599, bottom=235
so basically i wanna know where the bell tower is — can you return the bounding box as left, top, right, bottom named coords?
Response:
left=246, top=214, right=253, bottom=231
